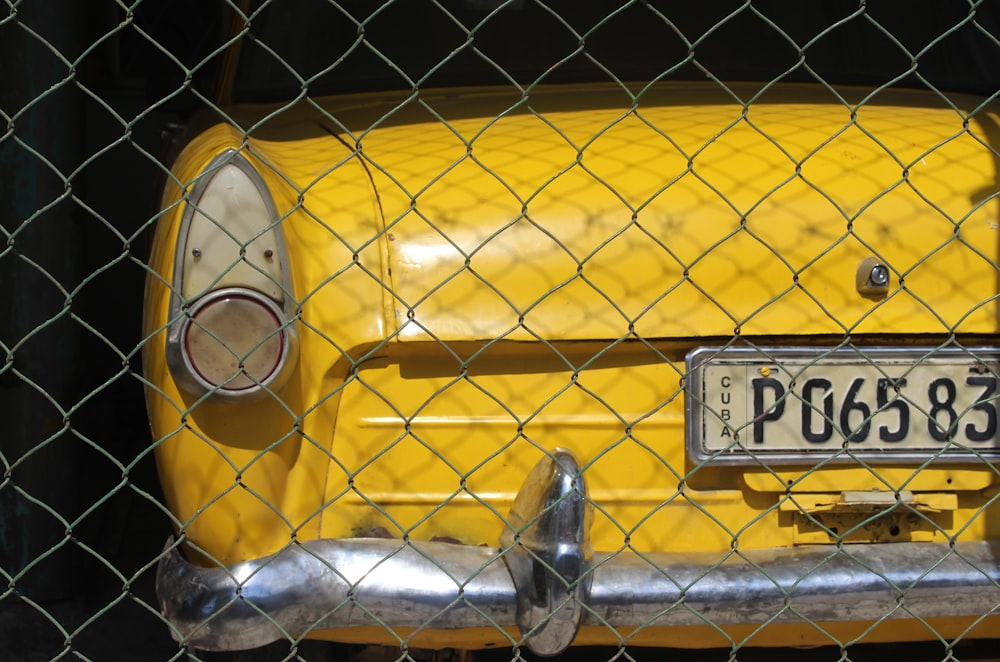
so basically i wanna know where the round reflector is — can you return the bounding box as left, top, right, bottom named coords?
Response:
left=183, top=290, right=286, bottom=392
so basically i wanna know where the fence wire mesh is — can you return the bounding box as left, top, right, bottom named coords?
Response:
left=3, top=1, right=1000, bottom=660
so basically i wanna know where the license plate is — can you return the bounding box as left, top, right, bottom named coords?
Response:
left=686, top=347, right=1000, bottom=464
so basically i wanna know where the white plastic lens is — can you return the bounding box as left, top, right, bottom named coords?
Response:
left=183, top=290, right=286, bottom=391
left=181, top=161, right=284, bottom=303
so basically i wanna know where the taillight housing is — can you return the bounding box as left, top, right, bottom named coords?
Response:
left=165, top=150, right=298, bottom=402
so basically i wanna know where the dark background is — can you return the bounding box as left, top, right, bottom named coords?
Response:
left=0, top=1, right=226, bottom=658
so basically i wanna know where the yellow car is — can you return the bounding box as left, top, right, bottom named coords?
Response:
left=145, top=1, right=1000, bottom=657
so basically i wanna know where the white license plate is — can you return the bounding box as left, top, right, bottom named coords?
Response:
left=686, top=347, right=1000, bottom=464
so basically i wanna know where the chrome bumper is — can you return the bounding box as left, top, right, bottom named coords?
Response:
left=158, top=451, right=1000, bottom=655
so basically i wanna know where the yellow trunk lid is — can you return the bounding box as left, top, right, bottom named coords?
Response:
left=337, top=83, right=1000, bottom=341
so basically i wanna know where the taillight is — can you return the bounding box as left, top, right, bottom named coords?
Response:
left=181, top=288, right=289, bottom=393
left=165, top=149, right=298, bottom=402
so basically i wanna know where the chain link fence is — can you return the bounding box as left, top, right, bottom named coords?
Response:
left=3, top=1, right=1000, bottom=660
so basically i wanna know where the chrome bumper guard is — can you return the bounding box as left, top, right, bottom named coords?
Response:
left=158, top=450, right=1000, bottom=655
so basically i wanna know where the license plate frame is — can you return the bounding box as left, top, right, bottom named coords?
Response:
left=685, top=346, right=1000, bottom=465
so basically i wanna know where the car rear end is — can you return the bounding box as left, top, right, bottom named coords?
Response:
left=144, top=1, right=1000, bottom=655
